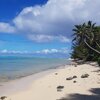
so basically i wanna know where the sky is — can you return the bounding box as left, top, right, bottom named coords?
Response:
left=0, top=0, right=100, bottom=58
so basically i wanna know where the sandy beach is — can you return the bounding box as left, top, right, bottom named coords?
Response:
left=0, top=63, right=100, bottom=100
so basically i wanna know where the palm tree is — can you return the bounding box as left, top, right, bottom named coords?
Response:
left=71, top=43, right=89, bottom=60
left=72, top=21, right=100, bottom=55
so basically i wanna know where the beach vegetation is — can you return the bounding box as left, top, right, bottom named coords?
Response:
left=71, top=21, right=100, bottom=66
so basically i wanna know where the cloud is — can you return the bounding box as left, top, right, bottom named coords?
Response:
left=28, top=34, right=53, bottom=42
left=0, top=49, right=28, bottom=54
left=0, top=22, right=16, bottom=33
left=58, top=36, right=70, bottom=43
left=36, top=49, right=57, bottom=54
left=0, top=0, right=100, bottom=42
left=28, top=34, right=70, bottom=43
left=36, top=48, right=69, bottom=54
left=0, top=48, right=69, bottom=54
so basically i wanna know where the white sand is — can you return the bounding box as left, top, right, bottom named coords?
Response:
left=0, top=63, right=100, bottom=100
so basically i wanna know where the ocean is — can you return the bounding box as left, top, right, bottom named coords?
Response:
left=0, top=56, right=70, bottom=82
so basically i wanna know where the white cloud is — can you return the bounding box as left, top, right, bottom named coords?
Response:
left=28, top=34, right=70, bottom=43
left=36, top=48, right=69, bottom=54
left=0, top=48, right=69, bottom=54
left=0, top=22, right=16, bottom=33
left=0, top=0, right=100, bottom=42
left=0, top=49, right=29, bottom=54
left=57, top=36, right=70, bottom=43
left=28, top=34, right=53, bottom=42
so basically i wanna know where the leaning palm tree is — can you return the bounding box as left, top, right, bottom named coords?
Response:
left=71, top=43, right=89, bottom=60
left=72, top=21, right=100, bottom=55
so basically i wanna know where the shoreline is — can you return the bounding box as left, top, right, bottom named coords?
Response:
left=0, top=68, right=57, bottom=96
left=0, top=63, right=68, bottom=84
left=0, top=63, right=100, bottom=100
left=0, top=61, right=69, bottom=83
left=0, top=64, right=69, bottom=96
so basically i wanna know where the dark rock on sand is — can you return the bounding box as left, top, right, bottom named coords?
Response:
left=66, top=77, right=73, bottom=80
left=66, top=76, right=77, bottom=80
left=55, top=73, right=58, bottom=75
left=57, top=89, right=62, bottom=92
left=73, top=76, right=77, bottom=78
left=81, top=74, right=89, bottom=78
left=57, top=86, right=64, bottom=92
left=57, top=86, right=64, bottom=89
left=73, top=81, right=77, bottom=83
left=0, top=96, right=7, bottom=100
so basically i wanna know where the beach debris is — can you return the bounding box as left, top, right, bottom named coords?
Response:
left=73, top=80, right=77, bottom=83
left=66, top=77, right=73, bottom=80
left=57, top=86, right=64, bottom=92
left=81, top=74, right=89, bottom=78
left=55, top=73, right=58, bottom=75
left=73, top=75, right=77, bottom=78
left=57, top=86, right=64, bottom=89
left=0, top=96, right=7, bottom=100
left=66, top=75, right=77, bottom=80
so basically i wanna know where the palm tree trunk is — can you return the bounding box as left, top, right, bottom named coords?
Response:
left=85, top=34, right=100, bottom=49
left=96, top=42, right=100, bottom=49
left=84, top=39, right=100, bottom=54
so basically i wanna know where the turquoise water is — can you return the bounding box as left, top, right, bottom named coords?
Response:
left=0, top=56, right=70, bottom=82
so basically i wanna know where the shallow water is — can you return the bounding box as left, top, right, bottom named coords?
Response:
left=0, top=56, right=70, bottom=82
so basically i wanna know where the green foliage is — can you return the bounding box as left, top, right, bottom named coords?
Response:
left=71, top=21, right=100, bottom=66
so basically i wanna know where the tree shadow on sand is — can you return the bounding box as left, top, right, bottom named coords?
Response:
left=59, top=88, right=100, bottom=100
